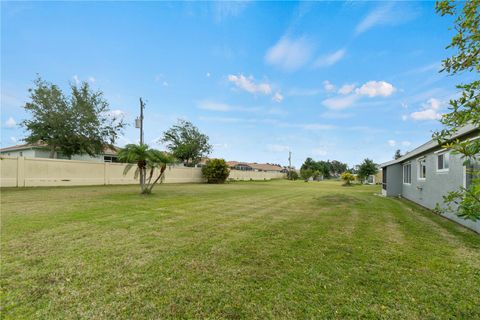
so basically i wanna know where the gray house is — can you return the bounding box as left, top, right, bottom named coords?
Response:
left=380, top=125, right=479, bottom=233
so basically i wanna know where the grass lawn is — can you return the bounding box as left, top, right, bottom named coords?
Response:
left=1, top=180, right=480, bottom=319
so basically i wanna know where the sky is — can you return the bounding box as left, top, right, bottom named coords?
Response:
left=0, top=1, right=471, bottom=168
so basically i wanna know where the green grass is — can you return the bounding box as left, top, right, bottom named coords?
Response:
left=1, top=180, right=479, bottom=319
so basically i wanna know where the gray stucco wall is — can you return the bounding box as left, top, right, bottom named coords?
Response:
left=400, top=151, right=480, bottom=233
left=384, top=164, right=402, bottom=197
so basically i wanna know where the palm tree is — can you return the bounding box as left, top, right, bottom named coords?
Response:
left=118, top=144, right=174, bottom=194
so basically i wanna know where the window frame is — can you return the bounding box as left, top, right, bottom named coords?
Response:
left=436, top=151, right=449, bottom=173
left=417, top=157, right=426, bottom=180
left=403, top=162, right=412, bottom=185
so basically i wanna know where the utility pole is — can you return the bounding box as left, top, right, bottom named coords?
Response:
left=139, top=98, right=145, bottom=145
left=288, top=151, right=292, bottom=180
left=136, top=98, right=146, bottom=191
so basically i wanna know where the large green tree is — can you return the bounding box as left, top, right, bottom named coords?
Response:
left=22, top=77, right=125, bottom=158
left=434, top=0, right=480, bottom=220
left=161, top=120, right=212, bottom=167
left=300, top=158, right=347, bottom=179
left=357, top=159, right=378, bottom=184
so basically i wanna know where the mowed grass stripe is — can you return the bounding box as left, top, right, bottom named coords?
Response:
left=1, top=180, right=479, bottom=319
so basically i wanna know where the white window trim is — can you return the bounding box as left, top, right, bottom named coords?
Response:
left=403, top=162, right=412, bottom=185
left=436, top=151, right=449, bottom=173
left=417, top=157, right=426, bottom=181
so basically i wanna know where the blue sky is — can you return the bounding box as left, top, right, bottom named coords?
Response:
left=1, top=1, right=469, bottom=167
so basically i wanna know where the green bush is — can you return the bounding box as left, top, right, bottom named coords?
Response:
left=288, top=170, right=299, bottom=180
left=340, top=172, right=355, bottom=186
left=202, top=158, right=230, bottom=184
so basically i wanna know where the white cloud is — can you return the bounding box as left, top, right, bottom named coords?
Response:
left=338, top=84, right=356, bottom=95
left=213, top=1, right=249, bottom=22
left=198, top=101, right=232, bottom=112
left=108, top=109, right=126, bottom=119
left=272, top=92, right=284, bottom=103
left=323, top=80, right=336, bottom=93
left=10, top=136, right=18, bottom=144
left=387, top=139, right=396, bottom=147
left=197, top=100, right=270, bottom=114
left=5, top=117, right=16, bottom=128
left=206, top=72, right=211, bottom=77
left=355, top=2, right=418, bottom=35
left=265, top=36, right=313, bottom=71
left=314, top=49, right=346, bottom=68
left=410, top=98, right=443, bottom=121
left=401, top=115, right=408, bottom=121
left=88, top=76, right=96, bottom=83
left=154, top=74, right=169, bottom=86
left=73, top=75, right=80, bottom=85
left=227, top=74, right=272, bottom=95
left=322, top=94, right=359, bottom=110
left=401, top=141, right=411, bottom=147
left=267, top=144, right=290, bottom=153
left=227, top=74, right=282, bottom=103
left=355, top=81, right=396, bottom=97
left=410, top=109, right=442, bottom=120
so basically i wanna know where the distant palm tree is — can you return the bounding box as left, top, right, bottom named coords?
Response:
left=118, top=144, right=174, bottom=194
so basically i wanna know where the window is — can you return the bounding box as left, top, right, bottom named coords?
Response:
left=19, top=151, right=23, bottom=156
left=437, top=152, right=449, bottom=172
left=418, top=158, right=426, bottom=180
left=403, top=163, right=411, bottom=184
left=104, top=156, right=118, bottom=163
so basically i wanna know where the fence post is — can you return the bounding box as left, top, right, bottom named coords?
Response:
left=17, top=156, right=25, bottom=187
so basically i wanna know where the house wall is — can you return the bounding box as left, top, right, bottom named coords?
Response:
left=0, top=156, right=285, bottom=187
left=400, top=151, right=480, bottom=233
left=1, top=149, right=106, bottom=162
left=384, top=164, right=402, bottom=197
left=1, top=149, right=36, bottom=158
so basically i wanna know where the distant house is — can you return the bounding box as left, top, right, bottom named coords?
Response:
left=0, top=142, right=119, bottom=163
left=366, top=167, right=383, bottom=185
left=380, top=125, right=479, bottom=233
left=226, top=161, right=287, bottom=173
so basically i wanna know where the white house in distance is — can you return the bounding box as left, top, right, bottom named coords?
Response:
left=0, top=142, right=119, bottom=162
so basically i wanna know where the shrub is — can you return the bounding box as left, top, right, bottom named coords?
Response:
left=340, top=172, right=355, bottom=186
left=300, top=168, right=314, bottom=181
left=288, top=170, right=299, bottom=180
left=202, top=158, right=230, bottom=184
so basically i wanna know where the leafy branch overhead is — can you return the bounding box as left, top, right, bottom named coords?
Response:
left=22, top=76, right=125, bottom=158
left=434, top=0, right=480, bottom=220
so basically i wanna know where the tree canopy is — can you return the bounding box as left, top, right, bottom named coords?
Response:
left=300, top=158, right=348, bottom=179
left=22, top=77, right=125, bottom=158
left=394, top=149, right=402, bottom=160
left=357, top=159, right=378, bottom=183
left=161, top=120, right=212, bottom=167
